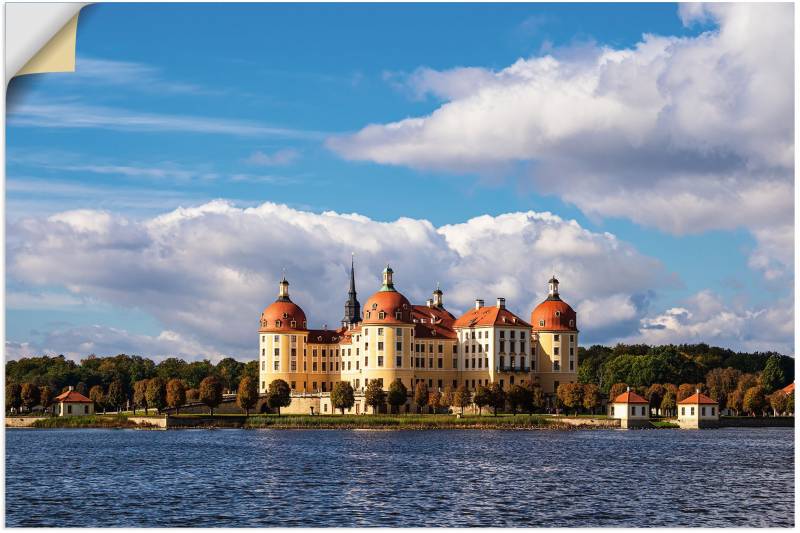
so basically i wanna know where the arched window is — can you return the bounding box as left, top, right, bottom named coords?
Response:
left=539, top=320, right=545, bottom=327
left=290, top=320, right=296, bottom=328
left=275, top=320, right=282, bottom=327
left=366, top=311, right=370, bottom=319
left=372, top=303, right=377, bottom=310
left=379, top=311, right=386, bottom=319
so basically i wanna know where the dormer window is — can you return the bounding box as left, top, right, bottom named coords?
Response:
left=290, top=320, right=296, bottom=328
left=555, top=311, right=561, bottom=317
left=372, top=303, right=377, bottom=310
left=569, top=319, right=574, bottom=327
left=366, top=311, right=370, bottom=319
left=395, top=311, right=402, bottom=320
left=303, top=321, right=307, bottom=328
left=539, top=320, right=545, bottom=327
left=283, top=312, right=288, bottom=319
left=275, top=320, right=282, bottom=327
left=379, top=311, right=386, bottom=319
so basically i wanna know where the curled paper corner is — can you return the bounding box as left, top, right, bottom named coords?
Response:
left=6, top=3, right=89, bottom=86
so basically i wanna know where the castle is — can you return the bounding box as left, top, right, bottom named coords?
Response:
left=258, top=260, right=578, bottom=411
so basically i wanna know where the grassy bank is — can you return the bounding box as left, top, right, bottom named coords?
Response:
left=30, top=415, right=161, bottom=429
left=650, top=420, right=680, bottom=429
left=242, top=413, right=564, bottom=430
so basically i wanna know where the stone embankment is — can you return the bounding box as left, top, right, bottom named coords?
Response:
left=6, top=417, right=47, bottom=428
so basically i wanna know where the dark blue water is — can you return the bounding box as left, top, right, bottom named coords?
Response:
left=5, top=427, right=794, bottom=527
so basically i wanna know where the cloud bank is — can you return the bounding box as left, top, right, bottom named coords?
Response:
left=328, top=3, right=794, bottom=282
left=7, top=201, right=792, bottom=361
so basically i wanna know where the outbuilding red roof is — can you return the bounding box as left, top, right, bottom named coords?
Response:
left=613, top=390, right=648, bottom=404
left=677, top=392, right=717, bottom=405
left=55, top=390, right=93, bottom=403
left=781, top=382, right=794, bottom=394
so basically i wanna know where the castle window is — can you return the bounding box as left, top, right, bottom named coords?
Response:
left=274, top=361, right=279, bottom=371
left=499, top=331, right=505, bottom=339
left=378, top=328, right=384, bottom=336
left=378, top=341, right=384, bottom=351
left=290, top=320, right=296, bottom=328
left=499, top=341, right=505, bottom=353
left=569, top=361, right=574, bottom=371
left=554, top=347, right=560, bottom=355
left=396, top=356, right=402, bottom=367
left=377, top=356, right=384, bottom=367
left=366, top=312, right=370, bottom=319
left=274, top=335, right=279, bottom=342
left=438, top=344, right=443, bottom=353
left=313, top=362, right=317, bottom=371
left=372, top=303, right=377, bottom=310
left=379, top=311, right=385, bottom=319
left=303, top=321, right=307, bottom=328
left=396, top=328, right=403, bottom=337
left=274, top=348, right=279, bottom=356
left=395, top=311, right=402, bottom=320
left=261, top=348, right=265, bottom=356
left=553, top=361, right=560, bottom=371
left=290, top=362, right=297, bottom=371
left=261, top=361, right=265, bottom=370
left=438, top=358, right=443, bottom=369
left=510, top=330, right=516, bottom=339
left=453, top=345, right=458, bottom=354
left=396, top=342, right=402, bottom=351
left=539, top=320, right=545, bottom=327
left=313, top=349, right=317, bottom=357
left=453, top=358, right=458, bottom=369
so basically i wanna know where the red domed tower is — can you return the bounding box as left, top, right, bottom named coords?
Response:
left=258, top=276, right=308, bottom=394
left=531, top=276, right=578, bottom=397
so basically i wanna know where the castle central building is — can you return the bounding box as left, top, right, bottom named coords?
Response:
left=258, top=262, right=579, bottom=404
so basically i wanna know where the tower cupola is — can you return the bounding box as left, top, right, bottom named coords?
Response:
left=278, top=276, right=290, bottom=301
left=380, top=264, right=395, bottom=291
left=548, top=276, right=560, bottom=300
left=432, top=282, right=443, bottom=307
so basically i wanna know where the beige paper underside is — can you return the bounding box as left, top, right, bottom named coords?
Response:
left=16, top=12, right=80, bottom=77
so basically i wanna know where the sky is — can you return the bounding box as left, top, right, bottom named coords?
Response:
left=5, top=3, right=795, bottom=362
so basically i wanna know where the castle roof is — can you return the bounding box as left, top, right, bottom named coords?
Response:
left=453, top=306, right=530, bottom=328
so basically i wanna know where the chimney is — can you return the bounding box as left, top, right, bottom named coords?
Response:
left=427, top=298, right=434, bottom=308
left=68, top=386, right=74, bottom=392
left=626, top=386, right=630, bottom=392
left=496, top=297, right=505, bottom=309
left=475, top=299, right=484, bottom=309
left=696, top=387, right=700, bottom=394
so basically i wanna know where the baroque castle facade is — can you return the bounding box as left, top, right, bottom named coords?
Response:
left=258, top=260, right=578, bottom=408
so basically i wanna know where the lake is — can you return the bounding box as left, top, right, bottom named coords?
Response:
left=5, top=427, right=794, bottom=527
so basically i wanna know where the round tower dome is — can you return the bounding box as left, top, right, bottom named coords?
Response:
left=259, top=276, right=307, bottom=332
left=362, top=264, right=412, bottom=324
left=531, top=276, right=577, bottom=331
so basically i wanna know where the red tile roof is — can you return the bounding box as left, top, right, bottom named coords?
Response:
left=531, top=298, right=577, bottom=332
left=54, top=390, right=93, bottom=403
left=453, top=306, right=530, bottom=328
left=414, top=322, right=457, bottom=340
left=677, top=392, right=717, bottom=405
left=613, top=390, right=648, bottom=404
left=307, top=329, right=341, bottom=344
left=781, top=382, right=794, bottom=394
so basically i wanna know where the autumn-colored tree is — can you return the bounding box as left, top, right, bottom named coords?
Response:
left=582, top=383, right=600, bottom=414
left=742, top=386, right=767, bottom=417
left=736, top=373, right=759, bottom=395
left=133, top=379, right=149, bottom=415
left=75, top=382, right=88, bottom=396
left=21, top=383, right=40, bottom=413
left=89, top=385, right=105, bottom=414
left=186, top=388, right=200, bottom=402
left=146, top=377, right=167, bottom=414
left=331, top=381, right=356, bottom=414
left=608, top=383, right=628, bottom=403
left=660, top=390, right=677, bottom=417
left=677, top=383, right=696, bottom=402
left=645, top=384, right=666, bottom=415
left=488, top=383, right=506, bottom=416
left=705, top=367, right=741, bottom=410
left=473, top=385, right=491, bottom=416
left=199, top=376, right=224, bottom=415
left=453, top=385, right=472, bottom=415
left=428, top=389, right=442, bottom=414
left=507, top=385, right=529, bottom=415
left=768, top=390, right=789, bottom=416
left=413, top=382, right=429, bottom=413
left=557, top=383, right=584, bottom=416
left=441, top=386, right=454, bottom=411
left=364, top=379, right=386, bottom=414
left=726, top=389, right=744, bottom=415
left=663, top=383, right=678, bottom=396
left=6, top=383, right=22, bottom=413
left=529, top=382, right=544, bottom=414
left=787, top=393, right=794, bottom=416
left=106, top=379, right=126, bottom=412
left=167, top=379, right=188, bottom=415
left=39, top=386, right=53, bottom=415
left=386, top=380, right=408, bottom=413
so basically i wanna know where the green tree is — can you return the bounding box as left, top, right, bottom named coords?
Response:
left=167, top=379, right=187, bottom=415
left=507, top=385, right=528, bottom=415
left=453, top=385, right=472, bottom=415
left=528, top=382, right=544, bottom=414
left=413, top=382, right=429, bottom=413
left=266, top=379, right=291, bottom=416
left=235, top=376, right=257, bottom=416
left=387, top=380, right=408, bottom=414
left=21, top=383, right=40, bottom=412
left=331, top=381, right=356, bottom=414
left=199, top=376, right=224, bottom=415
left=6, top=383, right=22, bottom=413
left=743, top=386, right=767, bottom=416
left=787, top=393, right=794, bottom=415
left=155, top=357, right=188, bottom=382
left=133, top=379, right=149, bottom=415
left=106, top=379, right=126, bottom=412
left=760, top=356, right=786, bottom=393
left=88, top=385, right=105, bottom=413
left=582, top=383, right=600, bottom=414
left=364, top=380, right=386, bottom=414
left=557, top=383, right=583, bottom=416
left=242, top=360, right=259, bottom=381
left=145, top=377, right=167, bottom=414
left=488, top=383, right=506, bottom=416
left=660, top=390, right=677, bottom=417
left=645, top=384, right=665, bottom=415
left=182, top=361, right=215, bottom=390
left=39, top=386, right=54, bottom=415
left=473, top=385, right=491, bottom=416
left=216, top=357, right=245, bottom=392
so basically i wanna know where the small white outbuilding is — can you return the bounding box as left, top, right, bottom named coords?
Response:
left=609, top=387, right=650, bottom=429
left=677, top=389, right=719, bottom=429
left=54, top=387, right=94, bottom=417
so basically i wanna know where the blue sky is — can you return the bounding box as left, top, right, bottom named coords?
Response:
left=6, top=3, right=794, bottom=360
